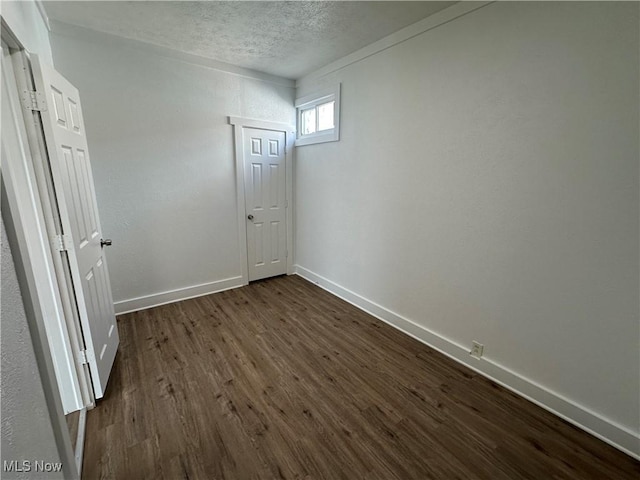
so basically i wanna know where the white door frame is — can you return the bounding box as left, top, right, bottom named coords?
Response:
left=229, top=117, right=295, bottom=284
left=1, top=19, right=78, bottom=479
left=1, top=28, right=92, bottom=413
left=3, top=37, right=95, bottom=413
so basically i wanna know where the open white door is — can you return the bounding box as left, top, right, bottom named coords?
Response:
left=31, top=55, right=119, bottom=399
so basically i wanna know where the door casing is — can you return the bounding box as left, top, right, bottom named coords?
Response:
left=1, top=19, right=79, bottom=479
left=229, top=117, right=295, bottom=284
left=1, top=32, right=93, bottom=413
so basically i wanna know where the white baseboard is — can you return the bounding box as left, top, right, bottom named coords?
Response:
left=114, top=276, right=244, bottom=315
left=294, top=265, right=640, bottom=460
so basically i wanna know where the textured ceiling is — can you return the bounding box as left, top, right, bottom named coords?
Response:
left=44, top=1, right=456, bottom=79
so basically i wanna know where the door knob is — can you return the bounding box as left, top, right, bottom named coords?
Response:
left=100, top=238, right=112, bottom=248
left=247, top=214, right=254, bottom=221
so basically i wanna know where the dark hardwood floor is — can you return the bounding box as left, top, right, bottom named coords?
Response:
left=66, top=409, right=80, bottom=452
left=83, top=275, right=640, bottom=479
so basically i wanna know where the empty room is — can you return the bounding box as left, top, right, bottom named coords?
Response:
left=1, top=1, right=639, bottom=479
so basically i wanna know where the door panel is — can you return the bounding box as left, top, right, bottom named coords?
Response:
left=32, top=55, right=119, bottom=399
left=244, top=128, right=287, bottom=281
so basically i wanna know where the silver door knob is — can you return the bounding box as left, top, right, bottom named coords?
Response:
left=100, top=238, right=112, bottom=247
left=247, top=214, right=254, bottom=221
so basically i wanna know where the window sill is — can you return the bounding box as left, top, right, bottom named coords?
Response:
left=295, top=130, right=339, bottom=147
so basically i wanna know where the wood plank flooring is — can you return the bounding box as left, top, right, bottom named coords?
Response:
left=84, top=275, right=640, bottom=479
left=66, top=409, right=80, bottom=452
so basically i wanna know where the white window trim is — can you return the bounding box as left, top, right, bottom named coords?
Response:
left=295, top=83, right=340, bottom=146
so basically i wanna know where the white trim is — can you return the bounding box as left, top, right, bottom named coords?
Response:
left=228, top=117, right=296, bottom=281
left=285, top=127, right=295, bottom=275
left=75, top=408, right=87, bottom=477
left=295, top=85, right=339, bottom=109
left=9, top=47, right=95, bottom=412
left=294, top=265, right=640, bottom=460
left=34, top=1, right=51, bottom=32
left=296, top=1, right=494, bottom=88
left=2, top=44, right=86, bottom=413
left=231, top=118, right=250, bottom=284
left=114, top=276, right=244, bottom=315
left=1, top=28, right=78, bottom=480
left=49, top=20, right=295, bottom=88
left=229, top=116, right=295, bottom=133
left=295, top=84, right=341, bottom=147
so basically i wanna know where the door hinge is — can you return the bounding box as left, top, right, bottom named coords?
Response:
left=78, top=350, right=89, bottom=365
left=52, top=234, right=73, bottom=252
left=21, top=89, right=47, bottom=112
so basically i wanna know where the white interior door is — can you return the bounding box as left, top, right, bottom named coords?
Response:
left=31, top=55, right=119, bottom=399
left=244, top=128, right=287, bottom=281
left=2, top=43, right=89, bottom=413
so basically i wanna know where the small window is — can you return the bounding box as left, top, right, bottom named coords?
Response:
left=301, top=107, right=317, bottom=135
left=317, top=101, right=335, bottom=131
left=295, top=84, right=340, bottom=146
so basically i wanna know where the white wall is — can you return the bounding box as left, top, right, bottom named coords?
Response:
left=1, top=219, right=64, bottom=479
left=295, top=2, right=639, bottom=455
left=1, top=1, right=52, bottom=63
left=49, top=25, right=295, bottom=313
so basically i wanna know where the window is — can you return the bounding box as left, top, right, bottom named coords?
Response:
left=295, top=84, right=340, bottom=146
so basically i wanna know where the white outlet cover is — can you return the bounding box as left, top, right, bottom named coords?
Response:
left=471, top=341, right=484, bottom=359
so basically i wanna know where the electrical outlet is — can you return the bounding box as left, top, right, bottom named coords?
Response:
left=470, top=341, right=484, bottom=359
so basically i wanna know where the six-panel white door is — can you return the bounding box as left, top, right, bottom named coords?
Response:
left=244, top=128, right=287, bottom=281
left=32, top=55, right=119, bottom=399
